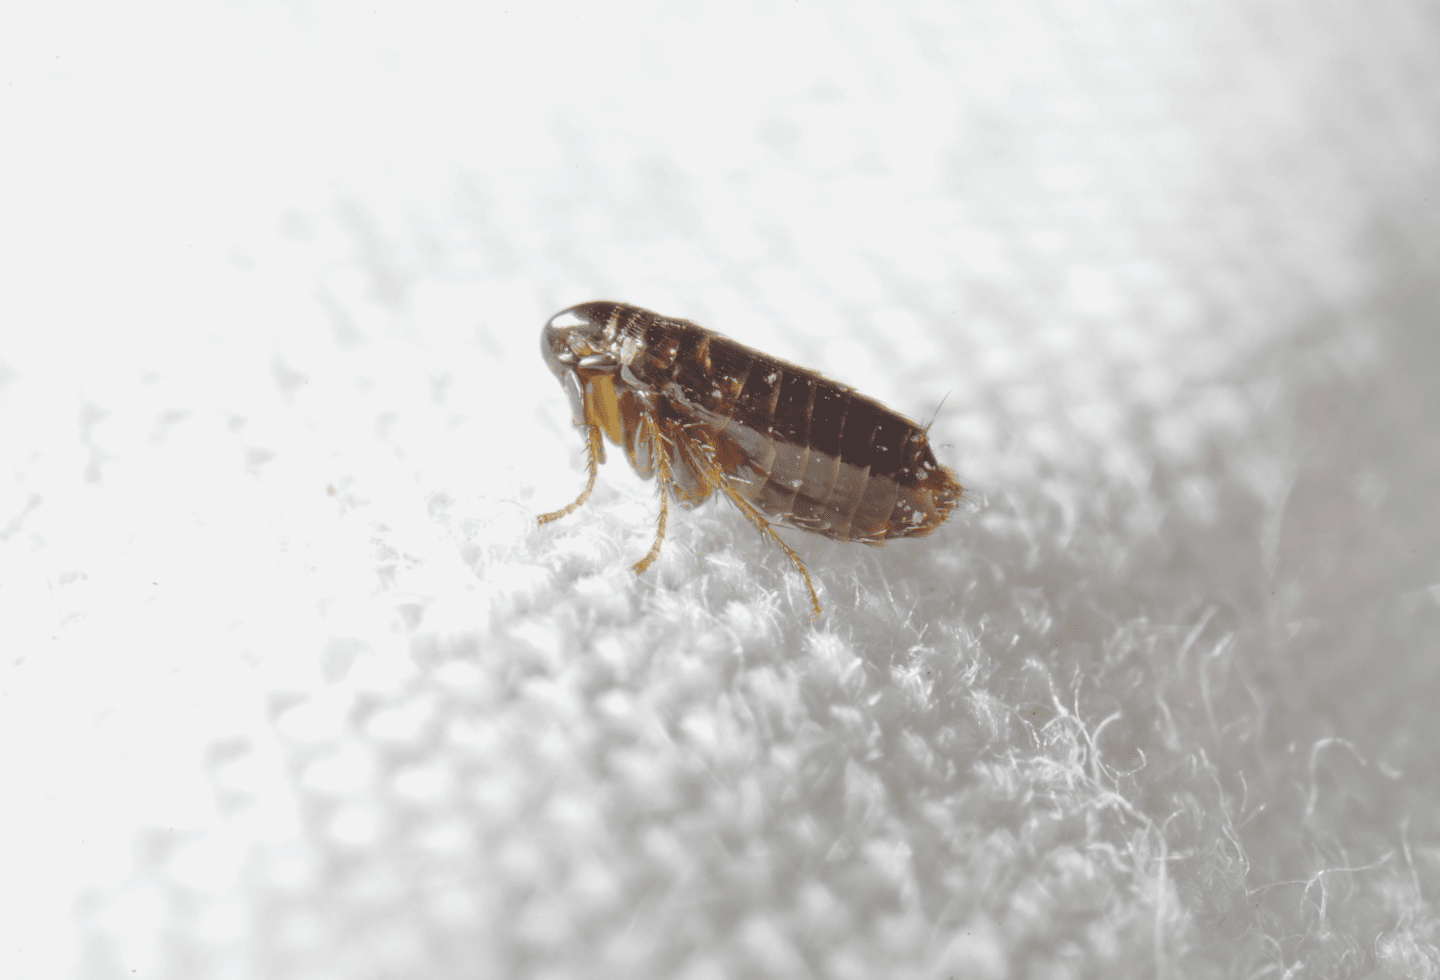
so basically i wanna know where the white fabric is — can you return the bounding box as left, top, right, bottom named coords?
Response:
left=3, top=2, right=1438, bottom=977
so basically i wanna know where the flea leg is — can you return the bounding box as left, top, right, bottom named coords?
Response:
left=538, top=425, right=604, bottom=525
left=716, top=482, right=821, bottom=619
left=632, top=413, right=672, bottom=574
left=678, top=432, right=821, bottom=619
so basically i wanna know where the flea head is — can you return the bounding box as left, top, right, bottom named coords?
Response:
left=542, top=302, right=621, bottom=427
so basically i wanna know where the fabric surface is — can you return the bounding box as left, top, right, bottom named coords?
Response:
left=3, top=2, right=1438, bottom=977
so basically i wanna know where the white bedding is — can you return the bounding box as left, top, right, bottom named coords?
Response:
left=3, top=2, right=1438, bottom=977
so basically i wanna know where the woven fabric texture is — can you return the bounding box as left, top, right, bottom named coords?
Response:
left=3, top=2, right=1438, bottom=978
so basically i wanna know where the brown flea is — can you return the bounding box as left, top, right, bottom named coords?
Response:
left=538, top=301, right=963, bottom=618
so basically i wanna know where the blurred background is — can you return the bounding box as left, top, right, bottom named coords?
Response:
left=2, top=1, right=1438, bottom=977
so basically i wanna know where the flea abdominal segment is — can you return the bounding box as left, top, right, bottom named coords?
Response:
left=537, top=301, right=963, bottom=618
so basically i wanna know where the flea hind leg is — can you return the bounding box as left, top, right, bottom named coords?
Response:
left=538, top=425, right=604, bottom=525
left=677, top=434, right=821, bottom=619
left=716, top=482, right=821, bottom=619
